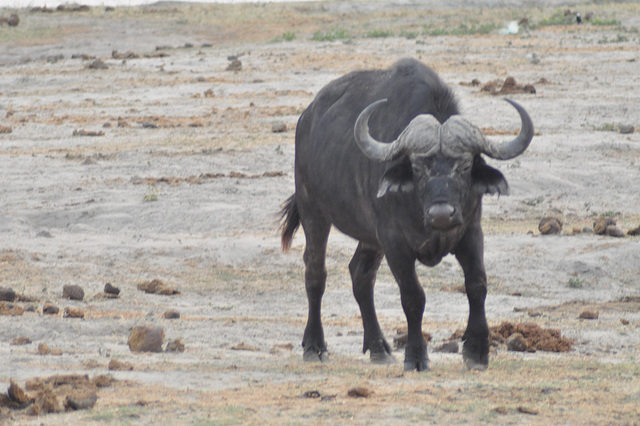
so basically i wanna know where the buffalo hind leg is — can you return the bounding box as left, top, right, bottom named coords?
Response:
left=301, top=218, right=331, bottom=362
left=455, top=223, right=490, bottom=370
left=349, top=243, right=394, bottom=364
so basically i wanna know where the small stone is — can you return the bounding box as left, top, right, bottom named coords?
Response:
left=138, top=279, right=179, bottom=295
left=606, top=225, right=625, bottom=238
left=11, top=336, right=32, bottom=345
left=0, top=302, right=24, bottom=316
left=435, top=341, right=459, bottom=353
left=593, top=216, right=616, bottom=235
left=347, top=386, right=372, bottom=398
left=43, top=302, right=60, bottom=315
left=104, top=282, right=120, bottom=296
left=62, top=284, right=84, bottom=301
left=627, top=225, right=640, bottom=236
left=619, top=124, right=634, bottom=134
left=538, top=217, right=563, bottom=235
left=579, top=310, right=599, bottom=320
left=226, top=59, right=242, bottom=71
left=128, top=326, right=164, bottom=352
left=64, top=392, right=98, bottom=410
left=38, top=343, right=51, bottom=355
left=8, top=14, right=20, bottom=27
left=8, top=379, right=30, bottom=404
left=165, top=339, right=185, bottom=353
left=0, top=286, right=16, bottom=302
left=64, top=307, right=85, bottom=318
left=92, top=375, right=115, bottom=387
left=163, top=310, right=180, bottom=319
left=506, top=333, right=528, bottom=352
left=271, top=121, right=287, bottom=133
left=87, top=59, right=108, bottom=70
left=108, top=358, right=134, bottom=371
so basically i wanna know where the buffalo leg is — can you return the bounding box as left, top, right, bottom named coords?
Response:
left=455, top=223, right=489, bottom=370
left=385, top=250, right=428, bottom=371
left=349, top=243, right=393, bottom=363
left=300, top=217, right=331, bottom=362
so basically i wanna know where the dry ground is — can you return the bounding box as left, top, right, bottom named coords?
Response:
left=1, top=1, right=639, bottom=424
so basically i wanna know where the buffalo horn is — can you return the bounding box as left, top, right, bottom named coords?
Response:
left=478, top=99, right=534, bottom=160
left=353, top=99, right=402, bottom=161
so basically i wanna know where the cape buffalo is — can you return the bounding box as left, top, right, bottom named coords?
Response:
left=280, top=58, right=534, bottom=371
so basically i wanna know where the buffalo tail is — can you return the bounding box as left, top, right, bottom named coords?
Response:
left=279, top=194, right=300, bottom=252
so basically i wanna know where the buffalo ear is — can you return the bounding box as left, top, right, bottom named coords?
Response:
left=377, top=158, right=414, bottom=198
left=472, top=156, right=509, bottom=196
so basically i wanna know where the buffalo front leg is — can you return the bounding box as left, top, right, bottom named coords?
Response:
left=385, top=250, right=428, bottom=371
left=455, top=223, right=490, bottom=370
left=349, top=243, right=393, bottom=364
left=301, top=220, right=331, bottom=362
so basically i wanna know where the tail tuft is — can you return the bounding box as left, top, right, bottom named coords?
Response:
left=279, top=194, right=300, bottom=252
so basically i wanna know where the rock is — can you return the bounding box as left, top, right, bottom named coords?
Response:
left=163, top=310, right=180, bottom=319
left=435, top=341, right=459, bottom=353
left=63, top=284, right=84, bottom=301
left=92, top=375, right=115, bottom=387
left=593, top=216, right=616, bottom=235
left=0, top=302, right=24, bottom=316
left=8, top=379, right=30, bottom=404
left=87, top=59, right=108, bottom=70
left=0, top=286, right=16, bottom=302
left=128, top=326, right=165, bottom=352
left=606, top=225, right=625, bottom=238
left=506, top=333, right=528, bottom=352
left=8, top=14, right=20, bottom=26
left=230, top=342, right=259, bottom=351
left=104, top=282, right=120, bottom=296
left=538, top=216, right=563, bottom=234
left=627, top=225, right=640, bottom=236
left=226, top=59, right=242, bottom=71
left=619, top=124, right=634, bottom=134
left=38, top=343, right=51, bottom=355
left=579, top=310, right=599, bottom=320
left=138, top=279, right=179, bottom=295
left=165, top=339, right=185, bottom=353
left=347, top=386, right=372, bottom=398
left=64, top=307, right=85, bottom=318
left=43, top=301, right=60, bottom=315
left=11, top=336, right=32, bottom=345
left=64, top=392, right=98, bottom=410
left=108, top=358, right=134, bottom=371
left=271, top=121, right=287, bottom=133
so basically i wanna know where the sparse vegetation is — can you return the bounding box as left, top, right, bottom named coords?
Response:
left=568, top=277, right=584, bottom=288
left=311, top=27, right=350, bottom=42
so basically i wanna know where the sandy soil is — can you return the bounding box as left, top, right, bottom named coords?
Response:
left=1, top=1, right=639, bottom=423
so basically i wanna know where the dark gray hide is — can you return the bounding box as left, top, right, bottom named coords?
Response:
left=280, top=58, right=534, bottom=371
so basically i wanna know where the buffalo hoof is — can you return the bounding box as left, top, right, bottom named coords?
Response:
left=303, top=348, right=328, bottom=363
left=404, top=359, right=430, bottom=372
left=462, top=349, right=489, bottom=371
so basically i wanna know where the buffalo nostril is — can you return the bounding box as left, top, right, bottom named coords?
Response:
left=428, top=204, right=456, bottom=229
left=428, top=203, right=455, bottom=218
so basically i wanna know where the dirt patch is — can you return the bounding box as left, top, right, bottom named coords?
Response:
left=1, top=1, right=640, bottom=423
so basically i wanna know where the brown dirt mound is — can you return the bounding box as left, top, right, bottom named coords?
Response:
left=449, top=321, right=573, bottom=352
left=490, top=322, right=573, bottom=352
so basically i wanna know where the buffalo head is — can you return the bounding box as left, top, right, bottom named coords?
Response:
left=354, top=98, right=534, bottom=230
